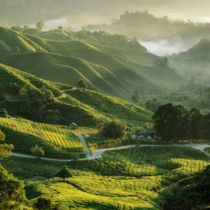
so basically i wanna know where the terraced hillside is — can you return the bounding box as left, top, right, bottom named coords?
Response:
left=0, top=63, right=151, bottom=126
left=2, top=146, right=210, bottom=209
left=0, top=27, right=182, bottom=100
left=0, top=117, right=83, bottom=159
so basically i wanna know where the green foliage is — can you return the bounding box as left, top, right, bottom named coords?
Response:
left=0, top=129, right=13, bottom=159
left=34, top=197, right=54, bottom=210
left=101, top=121, right=127, bottom=139
left=31, top=145, right=45, bottom=158
left=161, top=165, right=210, bottom=210
left=153, top=103, right=188, bottom=142
left=55, top=165, right=73, bottom=179
left=153, top=103, right=210, bottom=142
left=77, top=80, right=87, bottom=88
left=0, top=108, right=8, bottom=117
left=0, top=165, right=29, bottom=209
left=145, top=98, right=161, bottom=112
left=131, top=90, right=139, bottom=104
left=36, top=21, right=44, bottom=31
left=0, top=62, right=151, bottom=127
left=0, top=26, right=182, bottom=102
left=0, top=129, right=5, bottom=141
left=1, top=146, right=209, bottom=209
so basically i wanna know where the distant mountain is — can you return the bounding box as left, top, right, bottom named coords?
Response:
left=85, top=11, right=210, bottom=43
left=170, top=39, right=210, bottom=82
left=1, top=0, right=210, bottom=28
left=0, top=27, right=182, bottom=101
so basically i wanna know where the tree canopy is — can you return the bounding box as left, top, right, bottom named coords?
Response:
left=101, top=120, right=127, bottom=139
left=153, top=104, right=210, bottom=142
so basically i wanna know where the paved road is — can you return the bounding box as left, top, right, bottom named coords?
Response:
left=12, top=143, right=210, bottom=162
left=76, top=133, right=92, bottom=158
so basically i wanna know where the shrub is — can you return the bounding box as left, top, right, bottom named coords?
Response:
left=0, top=166, right=28, bottom=209
left=0, top=109, right=8, bottom=118
left=34, top=197, right=53, bottom=210
left=101, top=121, right=127, bottom=139
left=31, top=145, right=45, bottom=158
left=77, top=80, right=87, bottom=88
left=55, top=166, right=73, bottom=179
left=0, top=130, right=5, bottom=142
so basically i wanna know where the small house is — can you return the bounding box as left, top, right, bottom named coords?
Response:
left=69, top=122, right=78, bottom=129
left=135, top=130, right=155, bottom=141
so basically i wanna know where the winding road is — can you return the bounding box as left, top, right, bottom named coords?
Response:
left=12, top=143, right=210, bottom=162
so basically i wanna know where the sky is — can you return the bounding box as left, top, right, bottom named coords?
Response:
left=39, top=0, right=210, bottom=30
left=1, top=0, right=210, bottom=28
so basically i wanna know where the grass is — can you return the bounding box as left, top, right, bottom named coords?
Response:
left=2, top=146, right=209, bottom=209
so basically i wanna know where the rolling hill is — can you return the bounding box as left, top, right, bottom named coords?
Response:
left=170, top=39, right=210, bottom=82
left=0, top=62, right=151, bottom=127
left=0, top=27, right=183, bottom=101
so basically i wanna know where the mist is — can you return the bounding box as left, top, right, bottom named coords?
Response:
left=141, top=40, right=193, bottom=56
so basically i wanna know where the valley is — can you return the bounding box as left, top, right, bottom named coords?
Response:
left=0, top=4, right=210, bottom=209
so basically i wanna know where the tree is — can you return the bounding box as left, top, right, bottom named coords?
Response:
left=145, top=98, right=161, bottom=112
left=202, top=113, right=210, bottom=140
left=31, top=145, right=45, bottom=158
left=161, top=165, right=210, bottom=210
left=155, top=57, right=169, bottom=67
left=0, top=130, right=5, bottom=142
left=0, top=108, right=8, bottom=117
left=34, top=197, right=53, bottom=210
left=0, top=166, right=29, bottom=209
left=58, top=26, right=63, bottom=30
left=188, top=108, right=203, bottom=141
left=0, top=130, right=13, bottom=159
left=55, top=166, right=73, bottom=179
left=101, top=121, right=127, bottom=139
left=153, top=103, right=188, bottom=143
left=77, top=80, right=87, bottom=88
left=131, top=90, right=140, bottom=103
left=36, top=21, right=44, bottom=31
left=0, top=133, right=28, bottom=209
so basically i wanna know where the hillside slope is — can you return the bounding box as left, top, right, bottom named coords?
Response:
left=0, top=63, right=151, bottom=126
left=170, top=39, right=210, bottom=82
left=161, top=165, right=210, bottom=210
left=0, top=27, right=182, bottom=100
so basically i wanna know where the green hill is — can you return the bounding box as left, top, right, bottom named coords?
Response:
left=170, top=39, right=210, bottom=82
left=0, top=27, right=46, bottom=53
left=0, top=63, right=151, bottom=126
left=0, top=27, right=182, bottom=101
